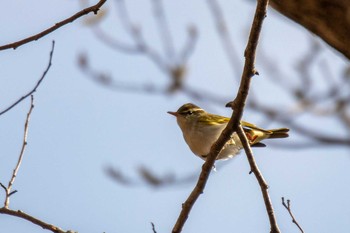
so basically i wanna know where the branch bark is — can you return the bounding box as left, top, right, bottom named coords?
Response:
left=172, top=0, right=280, bottom=232
left=0, top=208, right=69, bottom=233
left=270, top=0, right=350, bottom=60
left=282, top=197, right=305, bottom=233
left=2, top=96, right=34, bottom=208
left=0, top=0, right=107, bottom=51
left=237, top=126, right=279, bottom=233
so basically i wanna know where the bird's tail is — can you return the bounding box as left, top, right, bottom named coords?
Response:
left=241, top=121, right=289, bottom=146
left=266, top=128, right=290, bottom=139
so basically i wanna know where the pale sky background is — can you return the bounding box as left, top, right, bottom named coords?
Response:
left=1, top=1, right=349, bottom=233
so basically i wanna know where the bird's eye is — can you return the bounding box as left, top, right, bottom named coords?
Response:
left=187, top=110, right=193, bottom=115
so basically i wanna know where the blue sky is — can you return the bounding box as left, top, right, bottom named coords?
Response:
left=1, top=1, right=349, bottom=233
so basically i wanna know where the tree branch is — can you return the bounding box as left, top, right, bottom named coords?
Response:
left=171, top=0, right=279, bottom=232
left=0, top=208, right=71, bottom=233
left=0, top=0, right=107, bottom=51
left=0, top=41, right=55, bottom=116
left=269, top=0, right=350, bottom=60
left=2, top=96, right=34, bottom=208
left=282, top=197, right=305, bottom=233
left=237, top=126, right=279, bottom=232
left=0, top=96, right=76, bottom=233
left=150, top=222, right=157, bottom=233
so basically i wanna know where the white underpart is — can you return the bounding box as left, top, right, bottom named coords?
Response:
left=176, top=117, right=243, bottom=160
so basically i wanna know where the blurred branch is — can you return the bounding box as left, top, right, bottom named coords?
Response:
left=84, top=0, right=350, bottom=150
left=151, top=222, right=157, bottom=233
left=1, top=96, right=34, bottom=208
left=249, top=99, right=350, bottom=147
left=251, top=37, right=350, bottom=148
left=0, top=0, right=106, bottom=51
left=207, top=0, right=242, bottom=78
left=78, top=53, right=227, bottom=104
left=105, top=166, right=197, bottom=188
left=151, top=0, right=176, bottom=61
left=78, top=53, right=167, bottom=95
left=92, top=0, right=198, bottom=92
left=172, top=0, right=280, bottom=232
left=282, top=197, right=304, bottom=233
left=0, top=41, right=55, bottom=116
left=0, top=208, right=72, bottom=233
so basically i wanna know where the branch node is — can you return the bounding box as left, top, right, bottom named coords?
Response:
left=282, top=197, right=304, bottom=233
left=9, top=190, right=18, bottom=197
left=225, top=99, right=238, bottom=111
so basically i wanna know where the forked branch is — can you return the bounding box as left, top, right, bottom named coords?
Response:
left=0, top=96, right=75, bottom=233
left=282, top=197, right=305, bottom=233
left=0, top=41, right=55, bottom=116
left=172, top=0, right=279, bottom=232
left=1, top=96, right=34, bottom=208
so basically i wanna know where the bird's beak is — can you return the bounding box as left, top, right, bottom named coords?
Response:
left=167, top=111, right=178, bottom=117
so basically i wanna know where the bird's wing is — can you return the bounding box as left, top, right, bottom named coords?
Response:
left=241, top=120, right=272, bottom=134
left=198, top=114, right=230, bottom=125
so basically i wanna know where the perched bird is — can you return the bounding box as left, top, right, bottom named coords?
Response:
left=168, top=103, right=289, bottom=160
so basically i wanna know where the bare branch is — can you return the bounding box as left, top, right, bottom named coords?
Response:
left=0, top=0, right=106, bottom=50
left=105, top=166, right=197, bottom=188
left=151, top=0, right=176, bottom=61
left=0, top=41, right=55, bottom=116
left=78, top=53, right=168, bottom=94
left=178, top=25, right=198, bottom=64
left=3, top=95, right=34, bottom=208
left=114, top=0, right=169, bottom=72
left=92, top=0, right=198, bottom=92
left=172, top=0, right=279, bottom=233
left=0, top=208, right=72, bottom=233
left=207, top=0, right=242, bottom=78
left=282, top=197, right=305, bottom=233
left=249, top=100, right=350, bottom=147
left=0, top=96, right=76, bottom=233
left=150, top=222, right=157, bottom=233
left=237, top=126, right=279, bottom=232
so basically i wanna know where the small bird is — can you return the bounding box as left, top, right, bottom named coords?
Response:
left=168, top=103, right=289, bottom=160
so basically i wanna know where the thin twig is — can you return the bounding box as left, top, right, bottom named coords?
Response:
left=172, top=0, right=277, bottom=233
left=114, top=0, right=168, bottom=72
left=151, top=0, right=176, bottom=61
left=0, top=41, right=55, bottom=116
left=282, top=197, right=305, bottom=233
left=178, top=26, right=198, bottom=65
left=0, top=0, right=106, bottom=50
left=237, top=126, right=279, bottom=232
left=3, top=95, right=34, bottom=208
left=207, top=0, right=242, bottom=78
left=0, top=207, right=70, bottom=233
left=150, top=222, right=157, bottom=233
left=93, top=0, right=197, bottom=92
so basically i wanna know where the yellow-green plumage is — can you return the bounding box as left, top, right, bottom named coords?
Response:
left=168, top=103, right=289, bottom=160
